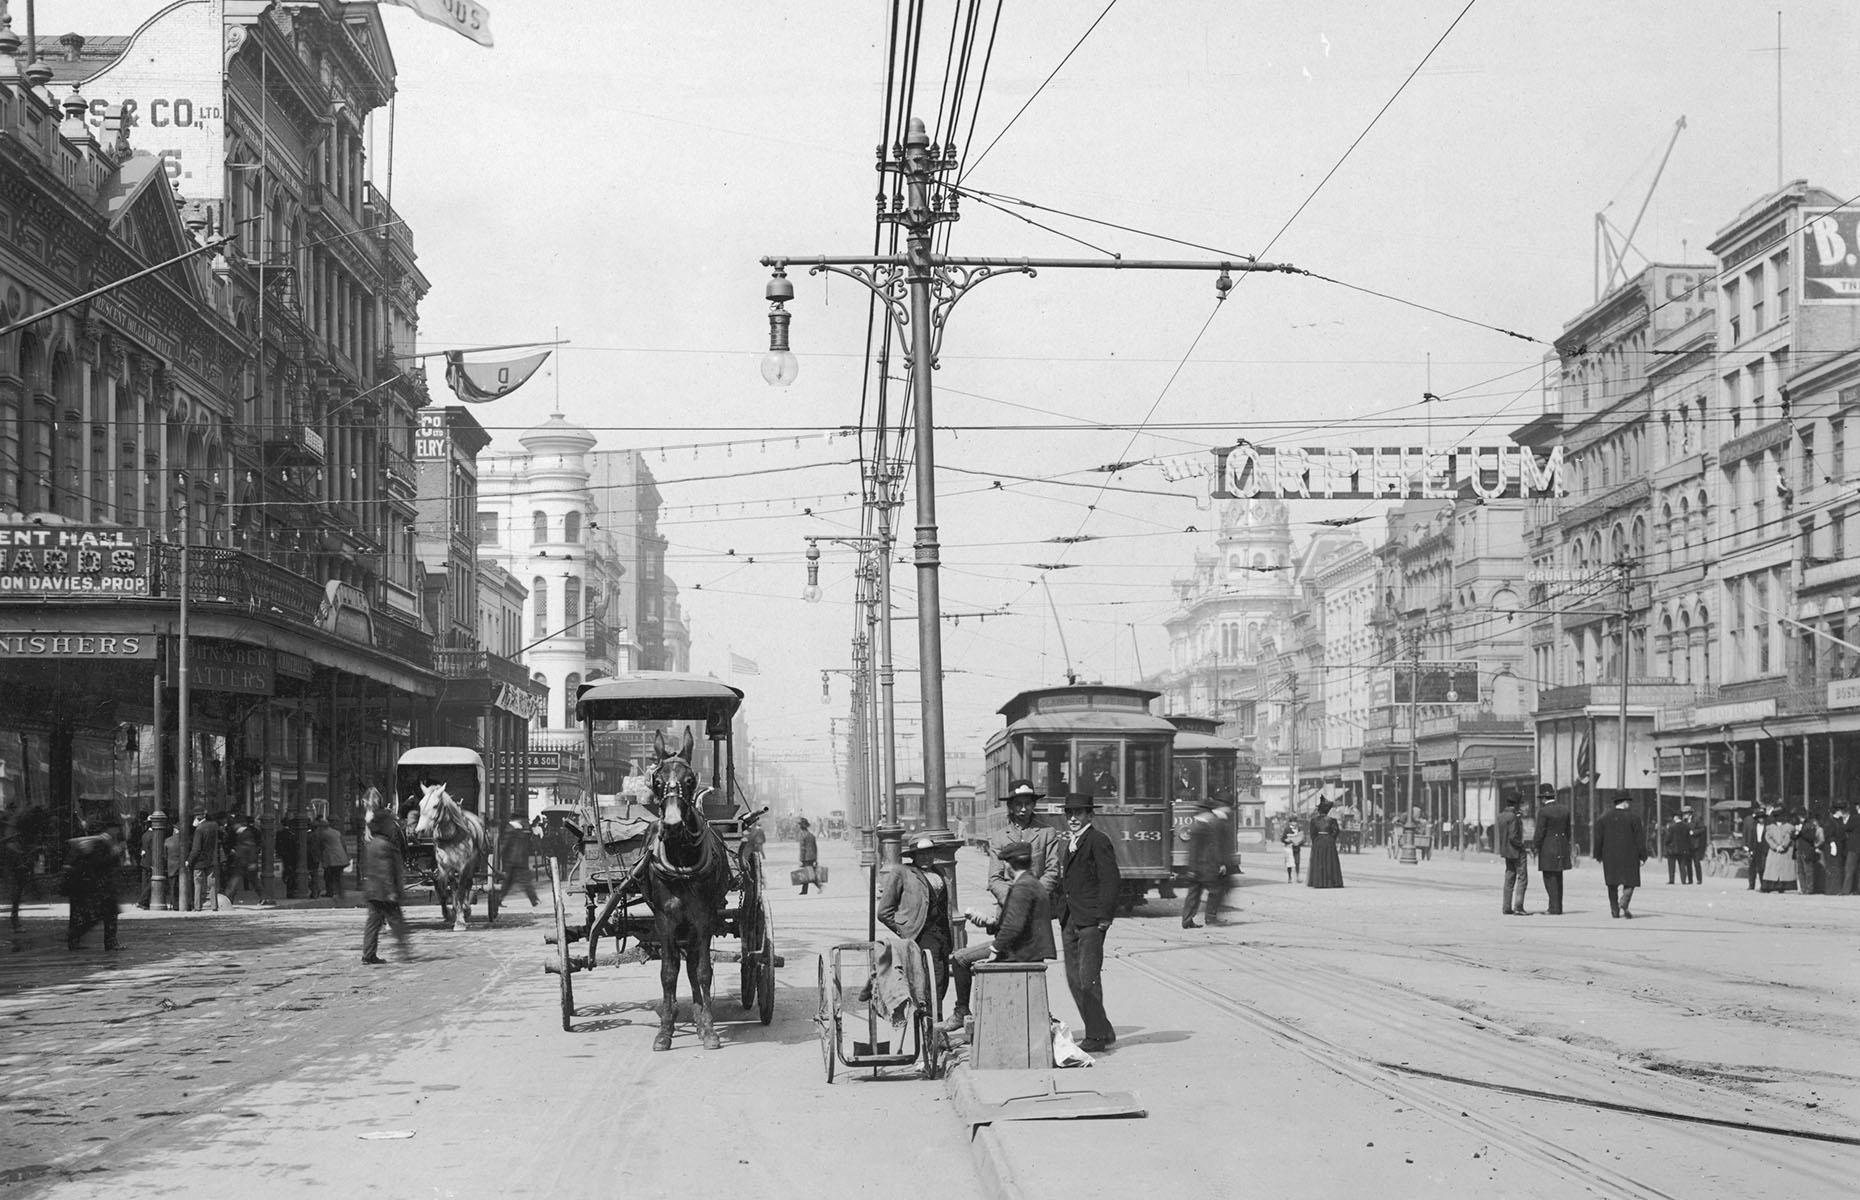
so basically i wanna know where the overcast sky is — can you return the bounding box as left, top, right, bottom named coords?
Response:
left=43, top=0, right=1860, bottom=799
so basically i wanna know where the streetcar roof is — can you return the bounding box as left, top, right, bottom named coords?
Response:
left=996, top=684, right=1163, bottom=726
left=575, top=672, right=744, bottom=722
left=1172, top=730, right=1241, bottom=752
left=1008, top=710, right=1179, bottom=735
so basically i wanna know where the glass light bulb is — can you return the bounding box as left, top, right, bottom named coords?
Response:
left=801, top=583, right=822, bottom=603
left=760, top=349, right=799, bottom=388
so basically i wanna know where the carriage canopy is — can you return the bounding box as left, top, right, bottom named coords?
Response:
left=576, top=673, right=745, bottom=729
left=395, top=747, right=487, bottom=815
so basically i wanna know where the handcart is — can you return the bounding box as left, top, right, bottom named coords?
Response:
left=815, top=940, right=947, bottom=1082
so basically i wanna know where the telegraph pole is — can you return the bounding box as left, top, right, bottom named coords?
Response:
left=1614, top=558, right=1636, bottom=803
left=1401, top=622, right=1424, bottom=865
left=1285, top=672, right=1304, bottom=815
left=760, top=115, right=1303, bottom=914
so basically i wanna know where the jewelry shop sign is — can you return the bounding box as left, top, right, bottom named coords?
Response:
left=0, top=526, right=151, bottom=596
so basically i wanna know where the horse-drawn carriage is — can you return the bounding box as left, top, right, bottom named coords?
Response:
left=392, top=746, right=498, bottom=927
left=543, top=673, right=777, bottom=1049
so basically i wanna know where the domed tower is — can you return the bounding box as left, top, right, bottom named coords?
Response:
left=1216, top=498, right=1295, bottom=596
left=481, top=414, right=620, bottom=733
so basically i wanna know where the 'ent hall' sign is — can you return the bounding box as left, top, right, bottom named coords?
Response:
left=0, top=526, right=151, bottom=595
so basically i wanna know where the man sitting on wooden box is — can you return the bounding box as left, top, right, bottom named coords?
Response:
left=945, top=839, right=1057, bottom=1031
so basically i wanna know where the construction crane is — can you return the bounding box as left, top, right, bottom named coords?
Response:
left=1595, top=115, right=1687, bottom=301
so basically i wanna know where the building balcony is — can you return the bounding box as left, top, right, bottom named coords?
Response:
left=382, top=443, right=417, bottom=500
left=266, top=425, right=326, bottom=467
left=363, top=182, right=415, bottom=257
left=433, top=648, right=532, bottom=690
left=1801, top=556, right=1860, bottom=593
left=1559, top=477, right=1651, bottom=531
left=154, top=546, right=433, bottom=668
left=1536, top=679, right=1699, bottom=715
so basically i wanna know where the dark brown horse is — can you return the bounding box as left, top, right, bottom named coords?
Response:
left=644, top=727, right=732, bottom=1051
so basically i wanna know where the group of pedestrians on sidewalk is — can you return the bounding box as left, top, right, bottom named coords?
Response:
left=1750, top=799, right=1858, bottom=895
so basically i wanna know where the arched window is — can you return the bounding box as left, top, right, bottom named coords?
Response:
left=1678, top=611, right=1692, bottom=683
left=532, top=576, right=548, bottom=638
left=532, top=510, right=548, bottom=542
left=564, top=672, right=582, bottom=728
left=565, top=511, right=581, bottom=543
left=531, top=673, right=549, bottom=732
left=565, top=575, right=582, bottom=627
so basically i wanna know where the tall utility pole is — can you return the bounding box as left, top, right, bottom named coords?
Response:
left=1401, top=621, right=1424, bottom=865
left=176, top=505, right=194, bottom=911
left=761, top=116, right=1302, bottom=910
left=1614, top=558, right=1636, bottom=804
left=1284, top=671, right=1304, bottom=815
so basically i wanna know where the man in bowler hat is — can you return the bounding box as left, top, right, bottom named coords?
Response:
left=1495, top=792, right=1533, bottom=915
left=1056, top=791, right=1120, bottom=1052
left=1592, top=791, right=1649, bottom=918
left=1531, top=783, right=1572, bottom=915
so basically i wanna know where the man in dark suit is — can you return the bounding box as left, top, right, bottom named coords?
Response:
left=1530, top=783, right=1572, bottom=915
left=1495, top=792, right=1532, bottom=915
left=1056, top=792, right=1120, bottom=1052
left=1744, top=805, right=1769, bottom=890
left=947, top=839, right=1057, bottom=1030
left=1593, top=792, right=1648, bottom=919
left=1663, top=810, right=1692, bottom=884
left=1832, top=799, right=1859, bottom=896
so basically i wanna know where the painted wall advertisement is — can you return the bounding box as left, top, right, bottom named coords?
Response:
left=45, top=1, right=226, bottom=208
left=1802, top=207, right=1860, bottom=303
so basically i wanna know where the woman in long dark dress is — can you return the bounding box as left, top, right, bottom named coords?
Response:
left=1306, top=800, right=1345, bottom=889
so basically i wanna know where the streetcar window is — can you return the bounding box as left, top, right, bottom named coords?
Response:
left=1079, top=741, right=1120, bottom=799
left=1125, top=741, right=1164, bottom=801
left=1208, top=758, right=1236, bottom=803
left=1027, top=738, right=1071, bottom=799
left=1175, top=760, right=1204, bottom=804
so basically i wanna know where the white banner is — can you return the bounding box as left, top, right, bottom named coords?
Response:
left=45, top=1, right=225, bottom=207
left=382, top=0, right=495, bottom=48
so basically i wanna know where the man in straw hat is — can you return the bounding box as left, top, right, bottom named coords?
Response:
left=987, top=780, right=1061, bottom=906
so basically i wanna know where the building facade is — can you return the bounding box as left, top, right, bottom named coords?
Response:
left=0, top=2, right=445, bottom=883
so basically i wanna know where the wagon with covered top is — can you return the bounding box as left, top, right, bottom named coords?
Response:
left=542, top=673, right=778, bottom=1045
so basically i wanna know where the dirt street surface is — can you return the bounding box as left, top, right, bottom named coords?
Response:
left=2, top=836, right=975, bottom=1199
left=5, top=837, right=1857, bottom=1199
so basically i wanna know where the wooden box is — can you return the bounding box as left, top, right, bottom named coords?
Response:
left=970, top=961, right=1053, bottom=1071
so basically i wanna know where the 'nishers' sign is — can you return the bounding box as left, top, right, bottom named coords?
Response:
left=0, top=526, right=152, bottom=596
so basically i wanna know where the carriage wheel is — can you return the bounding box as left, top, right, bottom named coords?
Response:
left=918, top=1008, right=943, bottom=1080
left=757, top=908, right=776, bottom=1027
left=550, top=863, right=575, bottom=1032
left=738, top=897, right=759, bottom=1010
left=816, top=955, right=835, bottom=1084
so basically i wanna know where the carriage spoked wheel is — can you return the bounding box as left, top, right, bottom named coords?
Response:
left=816, top=955, right=835, bottom=1084
left=549, top=861, right=575, bottom=1032
left=738, top=897, right=759, bottom=1011
left=756, top=900, right=776, bottom=1027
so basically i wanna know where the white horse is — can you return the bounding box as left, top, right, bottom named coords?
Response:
left=414, top=781, right=489, bottom=931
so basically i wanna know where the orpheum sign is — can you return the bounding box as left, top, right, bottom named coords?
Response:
left=0, top=526, right=151, bottom=596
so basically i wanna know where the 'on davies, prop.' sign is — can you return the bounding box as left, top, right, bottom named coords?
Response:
left=0, top=527, right=151, bottom=595
left=1183, top=443, right=1568, bottom=501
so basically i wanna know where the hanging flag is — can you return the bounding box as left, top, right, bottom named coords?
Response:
left=381, top=0, right=495, bottom=48
left=445, top=350, right=549, bottom=403
left=729, top=651, right=761, bottom=676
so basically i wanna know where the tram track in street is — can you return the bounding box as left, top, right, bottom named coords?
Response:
left=1109, top=925, right=1856, bottom=1199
